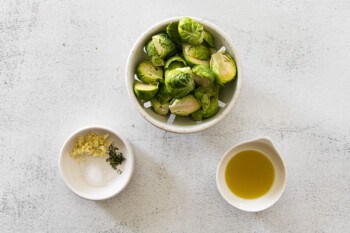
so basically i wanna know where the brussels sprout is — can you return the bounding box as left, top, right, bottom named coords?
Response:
left=192, top=65, right=215, bottom=90
left=203, top=96, right=219, bottom=118
left=164, top=55, right=187, bottom=69
left=165, top=67, right=195, bottom=98
left=182, top=44, right=210, bottom=67
left=156, top=83, right=173, bottom=103
left=178, top=17, right=204, bottom=45
left=152, top=33, right=176, bottom=59
left=150, top=97, right=169, bottom=115
left=166, top=22, right=181, bottom=45
left=169, top=94, right=201, bottom=116
left=134, top=81, right=159, bottom=102
left=194, top=87, right=210, bottom=112
left=210, top=51, right=237, bottom=85
left=145, top=40, right=164, bottom=66
left=203, top=31, right=215, bottom=47
left=191, top=96, right=219, bottom=120
left=136, top=61, right=163, bottom=84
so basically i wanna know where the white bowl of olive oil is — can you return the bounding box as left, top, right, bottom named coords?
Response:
left=216, top=138, right=286, bottom=212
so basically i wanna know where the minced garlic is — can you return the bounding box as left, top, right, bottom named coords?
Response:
left=70, top=132, right=112, bottom=161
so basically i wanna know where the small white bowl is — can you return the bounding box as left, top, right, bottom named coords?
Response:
left=125, top=16, right=243, bottom=134
left=59, top=126, right=134, bottom=200
left=216, top=138, right=287, bottom=212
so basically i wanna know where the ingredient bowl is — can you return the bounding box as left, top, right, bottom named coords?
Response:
left=59, top=126, right=134, bottom=200
left=126, top=16, right=243, bottom=133
left=216, top=138, right=287, bottom=212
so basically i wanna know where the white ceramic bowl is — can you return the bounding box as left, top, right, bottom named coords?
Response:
left=126, top=17, right=243, bottom=133
left=59, top=126, right=134, bottom=200
left=216, top=138, right=287, bottom=212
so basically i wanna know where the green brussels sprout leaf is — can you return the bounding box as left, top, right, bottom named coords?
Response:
left=194, top=87, right=210, bottom=112
left=166, top=62, right=185, bottom=72
left=191, top=96, right=219, bottom=120
left=155, top=83, right=173, bottom=103
left=164, top=55, right=187, bottom=69
left=178, top=17, right=204, bottom=45
left=145, top=40, right=164, bottom=66
left=203, top=31, right=215, bottom=47
left=169, top=94, right=201, bottom=116
left=203, top=96, right=219, bottom=118
left=166, top=22, right=182, bottom=45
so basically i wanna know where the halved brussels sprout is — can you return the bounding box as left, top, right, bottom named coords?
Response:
left=136, top=61, right=163, bottom=84
left=134, top=81, right=159, bottom=102
left=150, top=97, right=169, bottom=115
left=194, top=87, right=210, bottom=112
left=164, top=55, right=187, bottom=69
left=178, top=17, right=204, bottom=45
left=166, top=22, right=181, bottom=45
left=165, top=67, right=195, bottom=98
left=152, top=33, right=176, bottom=59
left=210, top=51, right=237, bottom=85
left=182, top=44, right=210, bottom=67
left=203, top=31, right=215, bottom=47
left=145, top=40, right=164, bottom=66
left=169, top=94, right=201, bottom=116
left=192, top=65, right=215, bottom=90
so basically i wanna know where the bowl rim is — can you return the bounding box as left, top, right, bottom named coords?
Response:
left=58, top=125, right=135, bottom=200
left=125, top=16, right=243, bottom=134
left=216, top=137, right=287, bottom=212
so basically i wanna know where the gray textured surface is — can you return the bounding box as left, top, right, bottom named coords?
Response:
left=1, top=0, right=350, bottom=232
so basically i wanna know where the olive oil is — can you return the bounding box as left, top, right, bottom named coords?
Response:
left=225, top=150, right=274, bottom=199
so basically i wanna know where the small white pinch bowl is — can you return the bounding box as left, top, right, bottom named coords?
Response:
left=216, top=138, right=287, bottom=212
left=59, top=126, right=134, bottom=200
left=126, top=16, right=243, bottom=134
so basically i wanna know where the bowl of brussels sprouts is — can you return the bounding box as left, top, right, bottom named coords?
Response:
left=126, top=17, right=242, bottom=133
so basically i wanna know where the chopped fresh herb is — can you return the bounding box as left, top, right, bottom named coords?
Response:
left=106, top=144, right=125, bottom=169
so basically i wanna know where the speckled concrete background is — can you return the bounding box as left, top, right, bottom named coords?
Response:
left=1, top=0, right=349, bottom=232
